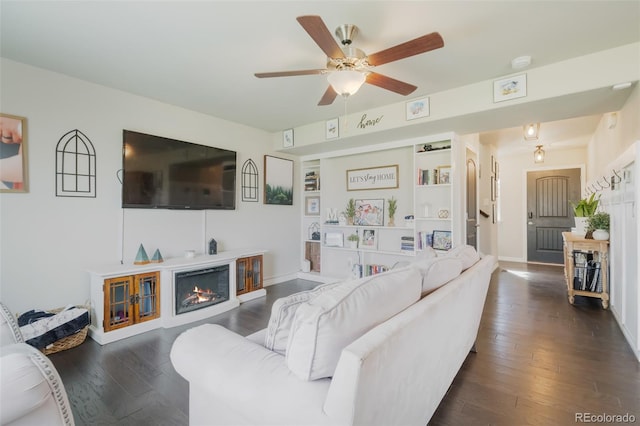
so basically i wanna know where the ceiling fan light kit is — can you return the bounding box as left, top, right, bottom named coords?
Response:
left=327, top=69, right=366, bottom=97
left=254, top=15, right=444, bottom=106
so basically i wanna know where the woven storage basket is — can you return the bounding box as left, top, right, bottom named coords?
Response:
left=41, top=305, right=90, bottom=355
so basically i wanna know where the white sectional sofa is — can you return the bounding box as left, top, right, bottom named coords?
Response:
left=171, top=247, right=495, bottom=426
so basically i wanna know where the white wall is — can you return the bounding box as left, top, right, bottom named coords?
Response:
left=0, top=59, right=301, bottom=314
left=497, top=147, right=587, bottom=262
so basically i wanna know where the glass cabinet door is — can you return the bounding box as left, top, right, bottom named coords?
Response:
left=104, top=276, right=133, bottom=331
left=251, top=256, right=262, bottom=290
left=237, top=260, right=247, bottom=295
left=136, top=272, right=160, bottom=322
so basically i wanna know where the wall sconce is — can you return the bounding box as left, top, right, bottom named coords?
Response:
left=523, top=123, right=540, bottom=141
left=534, top=145, right=545, bottom=163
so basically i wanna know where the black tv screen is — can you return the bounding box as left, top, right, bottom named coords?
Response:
left=122, top=130, right=236, bottom=210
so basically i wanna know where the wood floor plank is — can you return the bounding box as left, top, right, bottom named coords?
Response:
left=48, top=263, right=639, bottom=425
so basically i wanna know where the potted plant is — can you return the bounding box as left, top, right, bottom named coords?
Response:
left=347, top=233, right=359, bottom=248
left=387, top=197, right=397, bottom=227
left=344, top=198, right=356, bottom=225
left=587, top=212, right=610, bottom=240
left=570, top=193, right=600, bottom=236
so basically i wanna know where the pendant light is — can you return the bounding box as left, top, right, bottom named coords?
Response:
left=534, top=145, right=545, bottom=163
left=524, top=123, right=540, bottom=141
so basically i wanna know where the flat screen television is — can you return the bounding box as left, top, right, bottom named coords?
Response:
left=122, top=130, right=236, bottom=210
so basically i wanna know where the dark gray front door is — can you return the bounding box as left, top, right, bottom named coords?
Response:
left=466, top=155, right=478, bottom=250
left=526, top=168, right=581, bottom=264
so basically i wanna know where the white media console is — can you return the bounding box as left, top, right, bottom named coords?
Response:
left=87, top=249, right=266, bottom=344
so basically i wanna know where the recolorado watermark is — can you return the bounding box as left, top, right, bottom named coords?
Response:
left=576, top=412, right=636, bottom=423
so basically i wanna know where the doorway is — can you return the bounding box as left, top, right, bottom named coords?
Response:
left=526, top=168, right=581, bottom=264
left=466, top=149, right=478, bottom=250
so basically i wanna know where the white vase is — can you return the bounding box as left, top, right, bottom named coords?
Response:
left=592, top=229, right=609, bottom=241
left=574, top=217, right=589, bottom=236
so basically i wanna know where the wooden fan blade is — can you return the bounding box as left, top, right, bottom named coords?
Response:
left=366, top=72, right=417, bottom=96
left=318, top=86, right=338, bottom=106
left=254, top=69, right=326, bottom=78
left=367, top=32, right=444, bottom=66
left=297, top=15, right=345, bottom=59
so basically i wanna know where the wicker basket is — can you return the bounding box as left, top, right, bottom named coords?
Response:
left=41, top=305, right=90, bottom=355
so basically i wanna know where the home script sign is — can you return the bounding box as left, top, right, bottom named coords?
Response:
left=347, top=165, right=399, bottom=191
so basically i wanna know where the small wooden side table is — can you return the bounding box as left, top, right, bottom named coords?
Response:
left=562, top=232, right=609, bottom=309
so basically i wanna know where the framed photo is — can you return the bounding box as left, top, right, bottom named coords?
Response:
left=406, top=97, right=430, bottom=120
left=347, top=165, right=398, bottom=191
left=437, top=165, right=451, bottom=184
left=432, top=230, right=452, bottom=251
left=305, top=196, right=320, bottom=216
left=492, top=203, right=497, bottom=224
left=491, top=155, right=495, bottom=174
left=493, top=74, right=527, bottom=102
left=325, top=118, right=339, bottom=139
left=283, top=128, right=294, bottom=148
left=354, top=199, right=384, bottom=226
left=360, top=228, right=378, bottom=250
left=0, top=113, right=28, bottom=193
left=264, top=155, right=293, bottom=205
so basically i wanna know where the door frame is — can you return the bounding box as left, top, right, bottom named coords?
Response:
left=520, top=164, right=585, bottom=263
left=465, top=144, right=480, bottom=251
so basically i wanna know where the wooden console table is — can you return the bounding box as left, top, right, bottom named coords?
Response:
left=562, top=232, right=609, bottom=309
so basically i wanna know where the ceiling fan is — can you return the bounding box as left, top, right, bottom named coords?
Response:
left=254, top=15, right=444, bottom=106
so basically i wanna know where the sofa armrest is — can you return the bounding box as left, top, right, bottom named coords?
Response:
left=170, top=324, right=334, bottom=425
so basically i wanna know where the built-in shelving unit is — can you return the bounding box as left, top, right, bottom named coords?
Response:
left=299, top=132, right=466, bottom=280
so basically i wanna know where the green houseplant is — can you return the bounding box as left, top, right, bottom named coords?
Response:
left=344, top=198, right=356, bottom=225
left=387, top=197, right=397, bottom=226
left=570, top=193, right=600, bottom=236
left=587, top=212, right=610, bottom=240
left=571, top=193, right=600, bottom=217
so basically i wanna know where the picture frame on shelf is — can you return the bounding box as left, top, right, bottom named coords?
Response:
left=405, top=97, right=430, bottom=120
left=282, top=128, right=294, bottom=148
left=325, top=118, right=339, bottom=140
left=305, top=196, right=320, bottom=216
left=264, top=155, right=293, bottom=205
left=437, top=165, right=452, bottom=184
left=0, top=113, right=28, bottom=193
left=354, top=199, right=384, bottom=226
left=491, top=176, right=496, bottom=201
left=493, top=74, right=527, bottom=103
left=360, top=228, right=378, bottom=250
left=432, top=230, right=452, bottom=251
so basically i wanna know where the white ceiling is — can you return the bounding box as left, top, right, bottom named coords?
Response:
left=1, top=1, right=639, bottom=146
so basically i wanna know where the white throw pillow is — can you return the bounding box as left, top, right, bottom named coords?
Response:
left=413, top=256, right=463, bottom=296
left=285, top=266, right=422, bottom=381
left=264, top=282, right=340, bottom=354
left=442, top=245, right=480, bottom=270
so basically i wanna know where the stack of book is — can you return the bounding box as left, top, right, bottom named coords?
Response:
left=305, top=171, right=319, bottom=191
left=353, top=263, right=390, bottom=278
left=417, top=168, right=439, bottom=185
left=401, top=236, right=415, bottom=252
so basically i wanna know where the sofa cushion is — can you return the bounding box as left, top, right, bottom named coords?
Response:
left=285, top=266, right=422, bottom=381
left=413, top=256, right=463, bottom=296
left=264, top=282, right=341, bottom=354
left=442, top=245, right=480, bottom=270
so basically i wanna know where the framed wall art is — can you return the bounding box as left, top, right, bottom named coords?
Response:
left=325, top=118, right=339, bottom=139
left=305, top=196, right=320, bottom=216
left=354, top=199, right=384, bottom=226
left=347, top=165, right=398, bottom=191
left=493, top=74, right=527, bottom=102
left=282, top=129, right=294, bottom=148
left=264, top=155, right=293, bottom=205
left=0, top=113, right=28, bottom=193
left=406, top=97, right=430, bottom=120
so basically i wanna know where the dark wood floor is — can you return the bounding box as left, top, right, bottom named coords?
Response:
left=50, top=262, right=640, bottom=425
